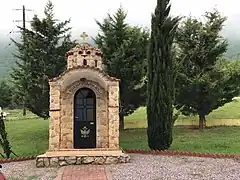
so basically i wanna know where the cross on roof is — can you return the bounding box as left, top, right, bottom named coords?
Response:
left=80, top=32, right=88, bottom=42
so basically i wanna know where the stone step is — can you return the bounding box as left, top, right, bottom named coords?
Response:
left=36, top=150, right=130, bottom=167
left=42, top=149, right=124, bottom=157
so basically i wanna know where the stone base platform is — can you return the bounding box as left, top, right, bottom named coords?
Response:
left=36, top=149, right=130, bottom=167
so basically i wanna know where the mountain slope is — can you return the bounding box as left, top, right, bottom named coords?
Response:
left=0, top=39, right=17, bottom=77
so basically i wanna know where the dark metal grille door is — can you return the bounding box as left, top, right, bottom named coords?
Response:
left=73, top=88, right=96, bottom=148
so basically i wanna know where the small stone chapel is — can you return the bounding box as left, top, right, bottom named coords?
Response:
left=36, top=33, right=130, bottom=167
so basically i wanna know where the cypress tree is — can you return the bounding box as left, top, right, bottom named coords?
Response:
left=0, top=113, right=15, bottom=158
left=147, top=0, right=180, bottom=150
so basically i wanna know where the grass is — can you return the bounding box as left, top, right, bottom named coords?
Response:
left=1, top=100, right=240, bottom=157
left=120, top=127, right=240, bottom=154
left=125, top=100, right=240, bottom=128
left=4, top=116, right=48, bottom=157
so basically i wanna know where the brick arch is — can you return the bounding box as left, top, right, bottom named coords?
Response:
left=58, top=68, right=109, bottom=91
left=65, top=80, right=105, bottom=99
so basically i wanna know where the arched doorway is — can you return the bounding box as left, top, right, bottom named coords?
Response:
left=74, top=88, right=96, bottom=148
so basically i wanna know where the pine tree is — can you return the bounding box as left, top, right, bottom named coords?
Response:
left=147, top=0, right=180, bottom=150
left=11, top=1, right=75, bottom=118
left=174, top=9, right=240, bottom=129
left=95, top=7, right=149, bottom=130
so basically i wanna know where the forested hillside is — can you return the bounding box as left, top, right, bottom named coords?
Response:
left=0, top=38, right=17, bottom=77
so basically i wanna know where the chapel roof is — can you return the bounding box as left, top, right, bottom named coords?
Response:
left=49, top=32, right=119, bottom=83
left=65, top=43, right=102, bottom=57
left=48, top=65, right=120, bottom=82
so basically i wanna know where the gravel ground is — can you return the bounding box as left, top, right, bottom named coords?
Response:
left=1, top=155, right=240, bottom=180
left=1, top=160, right=58, bottom=180
left=108, top=154, right=240, bottom=180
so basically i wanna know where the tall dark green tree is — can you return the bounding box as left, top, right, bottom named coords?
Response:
left=0, top=113, right=16, bottom=158
left=95, top=6, right=149, bottom=130
left=147, top=0, right=180, bottom=150
left=11, top=1, right=75, bottom=118
left=174, top=9, right=240, bottom=129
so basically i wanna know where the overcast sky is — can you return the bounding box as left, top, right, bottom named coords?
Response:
left=1, top=0, right=240, bottom=38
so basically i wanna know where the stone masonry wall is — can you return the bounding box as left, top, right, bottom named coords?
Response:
left=49, top=83, right=61, bottom=150
left=66, top=43, right=103, bottom=70
left=108, top=85, right=120, bottom=149
left=59, top=80, right=109, bottom=149
left=36, top=154, right=130, bottom=167
left=48, top=68, right=120, bottom=150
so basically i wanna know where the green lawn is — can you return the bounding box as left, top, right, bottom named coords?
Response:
left=125, top=100, right=240, bottom=128
left=120, top=127, right=240, bottom=154
left=4, top=116, right=48, bottom=157
left=1, top=100, right=240, bottom=157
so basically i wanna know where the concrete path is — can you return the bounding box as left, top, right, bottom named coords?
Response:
left=55, top=165, right=112, bottom=180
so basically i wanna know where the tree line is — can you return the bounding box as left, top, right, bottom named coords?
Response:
left=1, top=0, right=240, bottom=150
